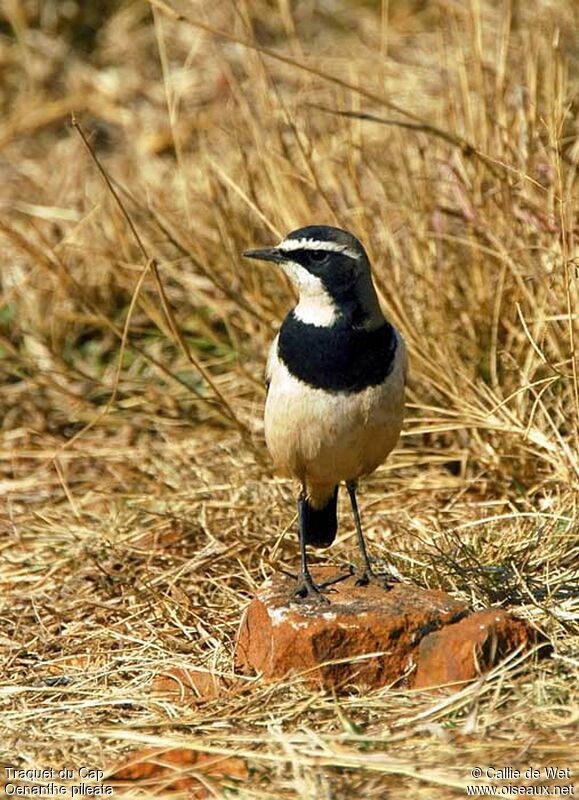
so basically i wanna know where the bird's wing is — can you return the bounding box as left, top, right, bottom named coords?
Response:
left=264, top=334, right=279, bottom=391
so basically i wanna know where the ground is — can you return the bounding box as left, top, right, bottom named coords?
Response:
left=0, top=0, right=577, bottom=797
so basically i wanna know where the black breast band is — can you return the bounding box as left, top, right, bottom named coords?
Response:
left=278, top=312, right=398, bottom=393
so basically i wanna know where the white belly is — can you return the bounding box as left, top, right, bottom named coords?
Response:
left=264, top=334, right=406, bottom=494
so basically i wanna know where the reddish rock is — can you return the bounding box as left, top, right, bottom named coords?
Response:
left=111, top=747, right=247, bottom=796
left=46, top=654, right=95, bottom=674
left=414, top=608, right=533, bottom=689
left=235, top=569, right=534, bottom=691
left=152, top=667, right=237, bottom=704
left=235, top=568, right=467, bottom=689
left=130, top=524, right=183, bottom=551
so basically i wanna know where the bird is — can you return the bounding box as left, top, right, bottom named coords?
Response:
left=243, top=225, right=407, bottom=600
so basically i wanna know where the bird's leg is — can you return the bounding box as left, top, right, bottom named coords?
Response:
left=346, top=481, right=395, bottom=589
left=346, top=481, right=373, bottom=585
left=294, top=491, right=330, bottom=602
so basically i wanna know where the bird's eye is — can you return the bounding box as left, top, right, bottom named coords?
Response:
left=309, top=251, right=329, bottom=264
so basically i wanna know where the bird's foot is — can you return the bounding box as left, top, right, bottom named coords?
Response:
left=294, top=568, right=354, bottom=602
left=280, top=569, right=299, bottom=581
left=355, top=565, right=399, bottom=590
left=286, top=565, right=353, bottom=602
left=294, top=574, right=331, bottom=603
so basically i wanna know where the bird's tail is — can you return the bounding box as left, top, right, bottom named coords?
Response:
left=302, top=486, right=338, bottom=548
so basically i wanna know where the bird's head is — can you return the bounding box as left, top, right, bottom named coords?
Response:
left=243, top=225, right=382, bottom=327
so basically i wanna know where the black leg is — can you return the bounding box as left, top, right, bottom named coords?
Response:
left=346, top=481, right=398, bottom=589
left=346, top=481, right=374, bottom=585
left=294, top=491, right=329, bottom=602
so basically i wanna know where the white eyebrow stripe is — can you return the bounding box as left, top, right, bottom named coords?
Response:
left=277, top=238, right=361, bottom=260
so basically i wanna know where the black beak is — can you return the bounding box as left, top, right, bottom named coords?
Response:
left=242, top=247, right=285, bottom=264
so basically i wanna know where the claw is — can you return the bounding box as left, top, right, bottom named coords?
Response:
left=354, top=567, right=398, bottom=590
left=319, top=565, right=354, bottom=590
left=355, top=571, right=370, bottom=587
left=294, top=575, right=331, bottom=603
left=295, top=564, right=354, bottom=600
left=280, top=569, right=299, bottom=581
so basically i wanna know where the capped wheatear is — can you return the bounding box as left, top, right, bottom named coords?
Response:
left=244, top=225, right=407, bottom=599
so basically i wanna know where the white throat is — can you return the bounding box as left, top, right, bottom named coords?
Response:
left=280, top=256, right=385, bottom=330
left=281, top=261, right=339, bottom=327
left=294, top=293, right=339, bottom=326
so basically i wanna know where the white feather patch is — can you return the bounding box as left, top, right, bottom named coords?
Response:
left=280, top=261, right=339, bottom=326
left=277, top=237, right=360, bottom=260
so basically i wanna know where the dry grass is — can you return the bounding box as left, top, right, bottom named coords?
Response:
left=1, top=0, right=578, bottom=796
